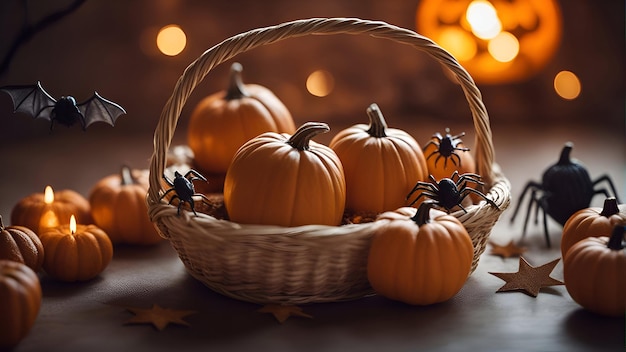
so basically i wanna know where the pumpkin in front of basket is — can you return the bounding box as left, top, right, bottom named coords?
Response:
left=89, top=165, right=163, bottom=245
left=0, top=216, right=44, bottom=272
left=0, top=260, right=42, bottom=349
left=367, top=202, right=473, bottom=305
left=224, top=122, right=345, bottom=227
left=329, top=103, right=428, bottom=214
left=187, top=62, right=296, bottom=175
left=563, top=225, right=625, bottom=317
left=561, top=197, right=626, bottom=259
left=39, top=216, right=113, bottom=282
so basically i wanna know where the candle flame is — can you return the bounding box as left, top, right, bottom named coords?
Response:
left=44, top=186, right=54, bottom=204
left=70, top=215, right=77, bottom=234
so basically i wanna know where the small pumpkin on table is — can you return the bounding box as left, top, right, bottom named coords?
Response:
left=0, top=215, right=44, bottom=272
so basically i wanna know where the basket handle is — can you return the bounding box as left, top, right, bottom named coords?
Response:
left=147, top=17, right=495, bottom=204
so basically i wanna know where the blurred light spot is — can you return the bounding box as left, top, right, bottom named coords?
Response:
left=466, top=0, right=502, bottom=40
left=554, top=71, right=581, bottom=100
left=488, top=31, right=519, bottom=62
left=438, top=27, right=477, bottom=61
left=157, top=25, right=186, bottom=56
left=306, top=70, right=335, bottom=97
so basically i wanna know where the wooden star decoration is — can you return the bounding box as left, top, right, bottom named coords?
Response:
left=257, top=304, right=313, bottom=323
left=489, top=240, right=527, bottom=258
left=124, top=304, right=196, bottom=331
left=489, top=257, right=564, bottom=297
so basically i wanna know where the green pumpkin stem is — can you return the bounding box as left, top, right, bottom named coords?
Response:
left=120, top=165, right=137, bottom=186
left=365, top=103, right=388, bottom=138
left=225, top=62, right=250, bottom=100
left=411, top=201, right=435, bottom=226
left=607, top=225, right=625, bottom=250
left=557, top=142, right=574, bottom=165
left=287, top=122, right=330, bottom=151
left=599, top=197, right=620, bottom=217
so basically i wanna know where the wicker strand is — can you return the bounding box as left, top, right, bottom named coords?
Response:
left=146, top=18, right=510, bottom=305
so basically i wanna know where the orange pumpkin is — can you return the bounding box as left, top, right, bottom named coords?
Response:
left=89, top=165, right=162, bottom=245
left=187, top=62, right=296, bottom=174
left=422, top=128, right=475, bottom=180
left=0, top=216, right=44, bottom=272
left=11, top=186, right=92, bottom=234
left=329, top=103, right=428, bottom=214
left=0, top=260, right=42, bottom=349
left=367, top=202, right=473, bottom=305
left=563, top=225, right=625, bottom=317
left=561, top=197, right=626, bottom=259
left=39, top=216, right=113, bottom=282
left=224, top=122, right=345, bottom=227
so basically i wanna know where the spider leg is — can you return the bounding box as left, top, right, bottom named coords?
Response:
left=185, top=169, right=208, bottom=182
left=450, top=132, right=465, bottom=140
left=510, top=181, right=542, bottom=224
left=162, top=174, right=174, bottom=187
left=449, top=152, right=462, bottom=167
left=461, top=188, right=500, bottom=210
left=407, top=179, right=438, bottom=199
left=407, top=191, right=439, bottom=207
left=539, top=195, right=551, bottom=248
left=168, top=194, right=180, bottom=205
left=159, top=188, right=176, bottom=201
left=592, top=174, right=621, bottom=203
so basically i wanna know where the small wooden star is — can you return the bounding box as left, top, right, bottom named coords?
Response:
left=257, top=304, right=313, bottom=323
left=489, top=240, right=527, bottom=258
left=125, top=304, right=196, bottom=331
left=489, top=257, right=564, bottom=297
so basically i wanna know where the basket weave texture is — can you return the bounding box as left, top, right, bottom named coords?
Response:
left=147, top=17, right=511, bottom=305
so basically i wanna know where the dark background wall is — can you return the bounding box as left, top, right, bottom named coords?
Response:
left=0, top=0, right=623, bottom=144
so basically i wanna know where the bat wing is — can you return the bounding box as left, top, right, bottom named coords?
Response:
left=0, top=81, right=56, bottom=121
left=77, top=92, right=126, bottom=128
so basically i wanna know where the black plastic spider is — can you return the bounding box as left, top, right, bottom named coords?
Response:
left=407, top=171, right=499, bottom=213
left=510, top=142, right=621, bottom=247
left=160, top=169, right=210, bottom=216
left=424, top=128, right=471, bottom=169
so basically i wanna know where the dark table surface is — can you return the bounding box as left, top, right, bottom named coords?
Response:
left=1, top=119, right=624, bottom=352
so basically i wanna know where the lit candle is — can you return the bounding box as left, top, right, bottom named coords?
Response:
left=11, top=186, right=92, bottom=234
left=38, top=214, right=113, bottom=282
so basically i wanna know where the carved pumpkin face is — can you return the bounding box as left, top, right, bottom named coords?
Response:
left=416, top=0, right=562, bottom=84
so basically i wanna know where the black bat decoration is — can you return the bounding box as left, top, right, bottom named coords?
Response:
left=1, top=81, right=126, bottom=131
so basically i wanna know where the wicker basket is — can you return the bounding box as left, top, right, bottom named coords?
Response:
left=147, top=18, right=511, bottom=305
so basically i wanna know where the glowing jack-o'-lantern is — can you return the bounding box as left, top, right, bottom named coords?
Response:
left=416, top=0, right=562, bottom=84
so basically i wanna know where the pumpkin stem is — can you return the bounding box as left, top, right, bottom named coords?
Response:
left=599, top=197, right=620, bottom=217
left=607, top=225, right=625, bottom=250
left=557, top=142, right=574, bottom=165
left=120, top=165, right=137, bottom=186
left=0, top=215, right=4, bottom=230
left=287, top=122, right=330, bottom=151
left=411, top=201, right=435, bottom=226
left=365, top=103, right=388, bottom=138
left=225, top=62, right=250, bottom=100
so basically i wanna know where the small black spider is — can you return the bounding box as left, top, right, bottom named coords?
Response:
left=160, top=169, right=210, bottom=216
left=406, top=171, right=499, bottom=213
left=423, top=128, right=471, bottom=169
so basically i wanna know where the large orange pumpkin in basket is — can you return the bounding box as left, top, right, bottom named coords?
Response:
left=187, top=62, right=296, bottom=174
left=224, top=122, right=345, bottom=227
left=329, top=103, right=428, bottom=214
left=367, top=202, right=473, bottom=305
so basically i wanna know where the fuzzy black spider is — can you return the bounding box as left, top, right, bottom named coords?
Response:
left=407, top=171, right=499, bottom=213
left=424, top=128, right=470, bottom=169
left=160, top=169, right=210, bottom=216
